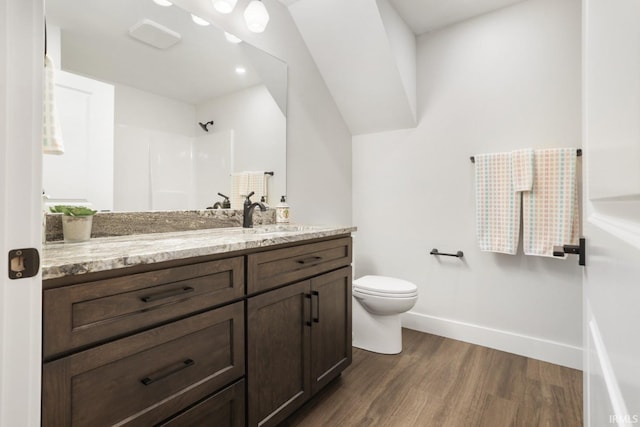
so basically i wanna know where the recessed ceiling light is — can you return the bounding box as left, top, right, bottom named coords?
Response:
left=191, top=14, right=210, bottom=26
left=235, top=66, right=246, bottom=75
left=152, top=0, right=173, bottom=6
left=225, top=32, right=242, bottom=44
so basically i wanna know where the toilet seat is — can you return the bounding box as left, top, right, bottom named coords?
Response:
left=353, top=275, right=418, bottom=298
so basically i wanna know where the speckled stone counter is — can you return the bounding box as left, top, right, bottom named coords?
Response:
left=42, top=224, right=356, bottom=281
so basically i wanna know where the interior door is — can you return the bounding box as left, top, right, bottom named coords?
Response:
left=0, top=0, right=44, bottom=425
left=583, top=0, right=640, bottom=425
left=42, top=70, right=114, bottom=211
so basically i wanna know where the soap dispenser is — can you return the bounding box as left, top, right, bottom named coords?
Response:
left=276, top=195, right=290, bottom=224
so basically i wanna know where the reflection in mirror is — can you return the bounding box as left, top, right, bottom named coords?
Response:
left=44, top=0, right=286, bottom=212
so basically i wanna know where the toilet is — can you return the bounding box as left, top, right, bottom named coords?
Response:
left=352, top=275, right=418, bottom=354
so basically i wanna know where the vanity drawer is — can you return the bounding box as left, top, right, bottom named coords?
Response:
left=43, top=257, right=244, bottom=358
left=42, top=302, right=245, bottom=427
left=247, top=237, right=352, bottom=294
left=157, top=379, right=245, bottom=427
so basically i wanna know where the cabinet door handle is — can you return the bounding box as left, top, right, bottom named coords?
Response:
left=305, top=293, right=312, bottom=326
left=141, top=358, right=195, bottom=386
left=312, top=290, right=320, bottom=323
left=140, top=286, right=195, bottom=303
left=296, top=256, right=322, bottom=265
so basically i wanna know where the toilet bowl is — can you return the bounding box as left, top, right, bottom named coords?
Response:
left=352, top=275, right=418, bottom=355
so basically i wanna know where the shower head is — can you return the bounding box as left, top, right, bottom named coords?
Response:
left=199, top=120, right=214, bottom=132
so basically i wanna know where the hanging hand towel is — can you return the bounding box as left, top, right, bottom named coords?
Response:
left=246, top=171, right=268, bottom=201
left=522, top=148, right=579, bottom=257
left=511, top=148, right=534, bottom=192
left=475, top=152, right=521, bottom=255
left=231, top=172, right=249, bottom=209
left=42, top=55, right=65, bottom=155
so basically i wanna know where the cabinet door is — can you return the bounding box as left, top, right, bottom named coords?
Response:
left=247, top=281, right=311, bottom=427
left=310, top=266, right=352, bottom=394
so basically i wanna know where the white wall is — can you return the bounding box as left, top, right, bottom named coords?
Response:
left=353, top=0, right=583, bottom=368
left=197, top=84, right=286, bottom=205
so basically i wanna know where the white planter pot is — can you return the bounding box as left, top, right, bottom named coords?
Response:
left=62, top=216, right=93, bottom=242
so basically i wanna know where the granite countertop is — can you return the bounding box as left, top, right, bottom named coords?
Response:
left=42, top=224, right=357, bottom=281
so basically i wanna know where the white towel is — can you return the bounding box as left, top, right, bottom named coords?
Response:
left=42, top=55, right=65, bottom=155
left=231, top=171, right=269, bottom=209
left=230, top=172, right=248, bottom=209
left=247, top=171, right=268, bottom=201
left=511, top=148, right=534, bottom=192
left=522, top=148, right=579, bottom=257
left=475, top=152, right=521, bottom=255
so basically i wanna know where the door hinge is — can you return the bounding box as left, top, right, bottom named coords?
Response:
left=8, top=248, right=40, bottom=279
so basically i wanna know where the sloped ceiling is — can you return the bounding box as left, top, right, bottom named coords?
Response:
left=281, top=0, right=526, bottom=135
left=288, top=0, right=416, bottom=135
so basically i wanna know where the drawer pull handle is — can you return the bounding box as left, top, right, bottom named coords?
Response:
left=140, top=286, right=195, bottom=303
left=141, top=358, right=195, bottom=386
left=312, top=290, right=320, bottom=323
left=297, top=256, right=322, bottom=265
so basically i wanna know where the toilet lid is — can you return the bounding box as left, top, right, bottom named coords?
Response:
left=353, top=275, right=418, bottom=296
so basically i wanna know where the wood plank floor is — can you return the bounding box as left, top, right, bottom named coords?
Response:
left=284, top=329, right=582, bottom=427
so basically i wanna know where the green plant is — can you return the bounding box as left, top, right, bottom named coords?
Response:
left=49, top=205, right=97, bottom=217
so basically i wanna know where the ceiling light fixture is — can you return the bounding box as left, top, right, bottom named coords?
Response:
left=244, top=0, right=269, bottom=33
left=213, top=0, right=237, bottom=14
left=224, top=32, right=242, bottom=44
left=152, top=0, right=173, bottom=6
left=191, top=14, right=210, bottom=26
left=235, top=66, right=246, bottom=75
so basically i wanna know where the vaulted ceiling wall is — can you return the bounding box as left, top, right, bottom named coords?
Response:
left=288, top=0, right=416, bottom=135
left=282, top=0, right=527, bottom=135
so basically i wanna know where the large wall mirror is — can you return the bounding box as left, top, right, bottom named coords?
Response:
left=44, top=0, right=287, bottom=212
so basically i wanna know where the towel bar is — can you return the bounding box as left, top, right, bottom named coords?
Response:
left=469, top=149, right=582, bottom=163
left=430, top=248, right=464, bottom=258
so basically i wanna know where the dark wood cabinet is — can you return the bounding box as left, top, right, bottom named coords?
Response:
left=247, top=265, right=352, bottom=427
left=42, top=234, right=353, bottom=427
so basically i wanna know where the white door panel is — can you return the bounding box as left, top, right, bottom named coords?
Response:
left=0, top=0, right=43, bottom=425
left=584, top=0, right=640, bottom=425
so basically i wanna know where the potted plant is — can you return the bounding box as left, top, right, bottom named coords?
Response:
left=49, top=205, right=97, bottom=242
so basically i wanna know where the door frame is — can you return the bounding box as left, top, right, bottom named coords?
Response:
left=0, top=0, right=44, bottom=425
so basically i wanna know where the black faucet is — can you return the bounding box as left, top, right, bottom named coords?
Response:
left=243, top=191, right=267, bottom=228
left=207, top=192, right=231, bottom=209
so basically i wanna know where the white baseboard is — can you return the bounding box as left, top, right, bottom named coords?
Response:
left=401, top=311, right=583, bottom=370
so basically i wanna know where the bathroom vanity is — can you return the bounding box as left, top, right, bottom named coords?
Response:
left=41, top=225, right=355, bottom=427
